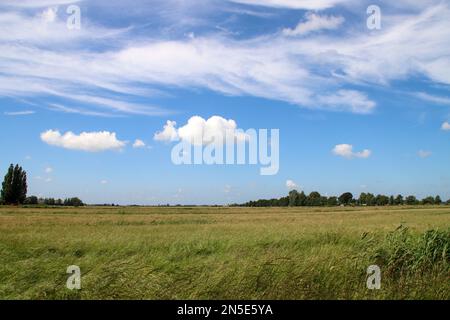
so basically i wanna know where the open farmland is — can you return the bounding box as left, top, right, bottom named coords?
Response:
left=0, top=206, right=448, bottom=300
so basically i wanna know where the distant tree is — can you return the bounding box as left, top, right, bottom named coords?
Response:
left=24, top=196, right=38, bottom=205
left=1, top=164, right=27, bottom=205
left=366, top=193, right=375, bottom=206
left=358, top=193, right=367, bottom=205
left=306, top=191, right=322, bottom=206
left=389, top=195, right=395, bottom=206
left=394, top=195, right=404, bottom=205
left=338, top=192, right=353, bottom=206
left=278, top=196, right=289, bottom=207
left=405, top=195, right=418, bottom=205
left=327, top=196, right=338, bottom=206
left=446, top=199, right=450, bottom=205
left=434, top=195, right=442, bottom=205
left=297, top=191, right=307, bottom=206
left=375, top=194, right=389, bottom=206
left=44, top=198, right=56, bottom=206
left=288, top=190, right=299, bottom=207
left=421, top=196, right=435, bottom=205
left=64, top=197, right=84, bottom=207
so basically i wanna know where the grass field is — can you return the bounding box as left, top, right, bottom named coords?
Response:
left=0, top=206, right=449, bottom=300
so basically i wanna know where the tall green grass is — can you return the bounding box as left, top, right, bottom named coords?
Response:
left=0, top=206, right=449, bottom=299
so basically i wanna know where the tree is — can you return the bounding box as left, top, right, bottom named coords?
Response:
left=327, top=196, right=338, bottom=206
left=405, top=195, right=418, bottom=205
left=434, top=195, right=442, bottom=205
left=421, top=196, right=435, bottom=205
left=1, top=164, right=27, bottom=205
left=375, top=194, right=389, bottom=206
left=389, top=195, right=395, bottom=206
left=24, top=196, right=38, bottom=205
left=288, top=190, right=299, bottom=207
left=394, top=195, right=404, bottom=205
left=44, top=198, right=56, bottom=206
left=297, top=191, right=307, bottom=206
left=306, top=191, right=322, bottom=206
left=366, top=193, right=375, bottom=206
left=64, top=197, right=84, bottom=207
left=338, top=192, right=353, bottom=206
left=358, top=192, right=367, bottom=205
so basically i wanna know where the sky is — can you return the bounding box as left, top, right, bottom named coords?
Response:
left=0, top=0, right=449, bottom=205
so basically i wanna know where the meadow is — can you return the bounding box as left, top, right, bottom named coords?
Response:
left=0, top=206, right=448, bottom=300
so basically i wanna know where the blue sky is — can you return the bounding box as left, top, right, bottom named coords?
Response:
left=1, top=0, right=449, bottom=204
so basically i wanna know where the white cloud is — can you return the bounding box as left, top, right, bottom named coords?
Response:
left=0, top=1, right=449, bottom=116
left=40, top=129, right=126, bottom=152
left=4, top=110, right=35, bottom=116
left=442, top=121, right=450, bottom=131
left=418, top=150, right=432, bottom=158
left=45, top=167, right=53, bottom=174
left=415, top=92, right=450, bottom=106
left=40, top=7, right=58, bottom=23
left=286, top=180, right=298, bottom=189
left=1, top=0, right=80, bottom=8
left=229, top=0, right=347, bottom=10
left=283, top=13, right=344, bottom=37
left=317, top=90, right=376, bottom=114
left=100, top=180, right=108, bottom=185
left=154, top=121, right=179, bottom=142
left=154, top=116, right=247, bottom=145
left=333, top=144, right=372, bottom=159
left=132, top=139, right=146, bottom=148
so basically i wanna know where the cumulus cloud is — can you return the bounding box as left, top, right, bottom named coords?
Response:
left=40, top=130, right=126, bottom=152
left=283, top=13, right=344, bottom=37
left=286, top=180, right=298, bottom=189
left=132, top=139, right=146, bottom=148
left=332, top=144, right=372, bottom=159
left=418, top=150, right=432, bottom=158
left=154, top=116, right=247, bottom=145
left=154, top=121, right=179, bottom=142
left=441, top=121, right=450, bottom=131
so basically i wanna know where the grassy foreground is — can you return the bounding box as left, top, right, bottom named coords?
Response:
left=0, top=206, right=448, bottom=300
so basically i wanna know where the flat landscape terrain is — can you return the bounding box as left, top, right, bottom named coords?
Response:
left=0, top=206, right=449, bottom=300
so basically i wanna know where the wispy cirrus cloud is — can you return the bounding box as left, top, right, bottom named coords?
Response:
left=282, top=13, right=344, bottom=36
left=0, top=0, right=81, bottom=8
left=4, top=110, right=35, bottom=116
left=228, top=0, right=348, bottom=10
left=415, top=92, right=450, bottom=106
left=0, top=1, right=449, bottom=117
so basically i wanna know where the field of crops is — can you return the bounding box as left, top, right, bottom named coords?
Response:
left=0, top=206, right=448, bottom=299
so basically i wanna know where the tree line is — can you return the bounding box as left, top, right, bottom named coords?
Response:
left=0, top=164, right=84, bottom=206
left=238, top=190, right=449, bottom=207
